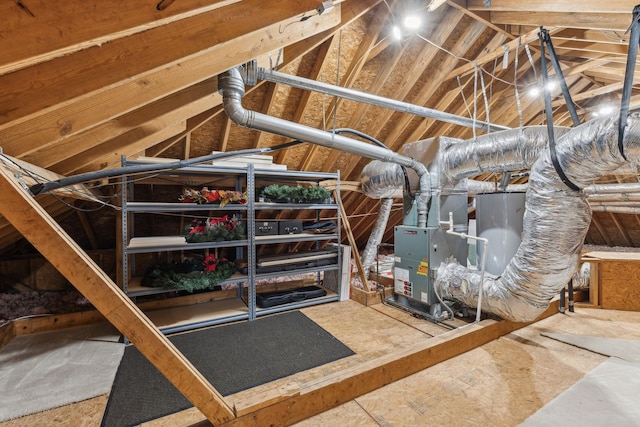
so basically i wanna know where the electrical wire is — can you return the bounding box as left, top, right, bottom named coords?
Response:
left=29, top=140, right=306, bottom=196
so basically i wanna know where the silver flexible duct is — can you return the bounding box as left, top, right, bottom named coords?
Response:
left=360, top=160, right=405, bottom=199
left=440, top=126, right=570, bottom=186
left=361, top=198, right=394, bottom=276
left=435, top=114, right=640, bottom=322
left=466, top=180, right=529, bottom=195
left=572, top=262, right=590, bottom=290
left=218, top=68, right=432, bottom=226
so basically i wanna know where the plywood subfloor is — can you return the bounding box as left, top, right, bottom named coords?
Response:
left=146, top=297, right=249, bottom=329
left=1, top=301, right=639, bottom=426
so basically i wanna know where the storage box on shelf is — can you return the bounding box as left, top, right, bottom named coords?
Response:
left=120, top=158, right=343, bottom=333
left=250, top=168, right=342, bottom=317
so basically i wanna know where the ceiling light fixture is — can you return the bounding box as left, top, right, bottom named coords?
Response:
left=403, top=15, right=422, bottom=30
left=591, top=104, right=615, bottom=117
left=392, top=25, right=403, bottom=40
left=391, top=11, right=423, bottom=41
left=528, top=85, right=541, bottom=97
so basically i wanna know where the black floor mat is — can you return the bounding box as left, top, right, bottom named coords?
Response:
left=101, top=310, right=354, bottom=427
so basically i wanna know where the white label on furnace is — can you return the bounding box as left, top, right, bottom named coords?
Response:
left=394, top=267, right=409, bottom=281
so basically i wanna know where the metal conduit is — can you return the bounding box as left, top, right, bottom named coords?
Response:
left=218, top=67, right=432, bottom=227
left=251, top=66, right=510, bottom=133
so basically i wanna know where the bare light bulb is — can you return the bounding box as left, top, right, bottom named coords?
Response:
left=403, top=15, right=422, bottom=30
left=392, top=25, right=403, bottom=40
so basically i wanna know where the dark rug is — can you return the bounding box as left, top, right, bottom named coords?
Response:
left=101, top=310, right=354, bottom=427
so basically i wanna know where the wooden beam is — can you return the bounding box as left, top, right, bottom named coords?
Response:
left=200, top=300, right=567, bottom=426
left=0, top=165, right=235, bottom=425
left=0, top=0, right=340, bottom=158
left=446, top=25, right=549, bottom=81
left=609, top=212, right=633, bottom=246
left=146, top=106, right=226, bottom=158
left=591, top=216, right=614, bottom=246
left=0, top=0, right=239, bottom=75
left=553, top=28, right=632, bottom=45
left=0, top=154, right=99, bottom=203
left=446, top=0, right=519, bottom=38
left=76, top=209, right=99, bottom=250
left=551, top=81, right=631, bottom=106
left=466, top=0, right=640, bottom=13
left=489, top=11, right=632, bottom=31
left=335, top=190, right=371, bottom=291
left=20, top=79, right=220, bottom=170
left=68, top=122, right=187, bottom=175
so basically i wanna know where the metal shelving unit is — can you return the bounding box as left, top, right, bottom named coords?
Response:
left=120, top=159, right=342, bottom=332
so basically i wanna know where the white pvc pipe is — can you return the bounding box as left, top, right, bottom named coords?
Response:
left=439, top=211, right=489, bottom=323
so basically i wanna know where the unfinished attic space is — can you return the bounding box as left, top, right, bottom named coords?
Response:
left=4, top=1, right=640, bottom=426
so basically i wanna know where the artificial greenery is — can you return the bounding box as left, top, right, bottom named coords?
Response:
left=141, top=254, right=236, bottom=292
left=184, top=215, right=246, bottom=243
left=302, top=185, right=331, bottom=202
left=261, top=184, right=330, bottom=203
left=261, top=184, right=295, bottom=201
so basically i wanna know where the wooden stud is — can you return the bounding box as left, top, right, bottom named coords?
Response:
left=334, top=189, right=370, bottom=291
left=0, top=165, right=235, bottom=424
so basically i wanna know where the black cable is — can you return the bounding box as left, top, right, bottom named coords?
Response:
left=330, top=128, right=388, bottom=148
left=538, top=27, right=580, bottom=192
left=331, top=127, right=416, bottom=197
left=619, top=5, right=640, bottom=161
left=29, top=140, right=305, bottom=196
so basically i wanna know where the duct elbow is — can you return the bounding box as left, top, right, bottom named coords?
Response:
left=219, top=68, right=254, bottom=128
left=223, top=96, right=253, bottom=128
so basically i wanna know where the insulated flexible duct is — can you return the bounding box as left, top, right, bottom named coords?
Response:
left=435, top=114, right=640, bottom=322
left=218, top=68, right=432, bottom=227
left=466, top=180, right=529, bottom=195
left=361, top=198, right=394, bottom=276
left=441, top=126, right=570, bottom=185
left=360, top=161, right=405, bottom=199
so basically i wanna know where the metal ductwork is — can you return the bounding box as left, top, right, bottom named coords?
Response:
left=253, top=67, right=510, bottom=133
left=361, top=198, right=394, bottom=276
left=466, top=180, right=529, bottom=195
left=360, top=160, right=406, bottom=199
left=435, top=114, right=640, bottom=322
left=440, top=126, right=571, bottom=186
left=218, top=67, right=432, bottom=226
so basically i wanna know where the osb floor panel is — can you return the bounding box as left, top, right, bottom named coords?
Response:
left=1, top=302, right=639, bottom=427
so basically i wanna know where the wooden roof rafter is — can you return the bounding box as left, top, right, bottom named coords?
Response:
left=296, top=1, right=398, bottom=171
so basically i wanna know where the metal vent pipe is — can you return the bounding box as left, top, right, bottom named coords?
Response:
left=218, top=67, right=432, bottom=227
left=253, top=67, right=510, bottom=133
